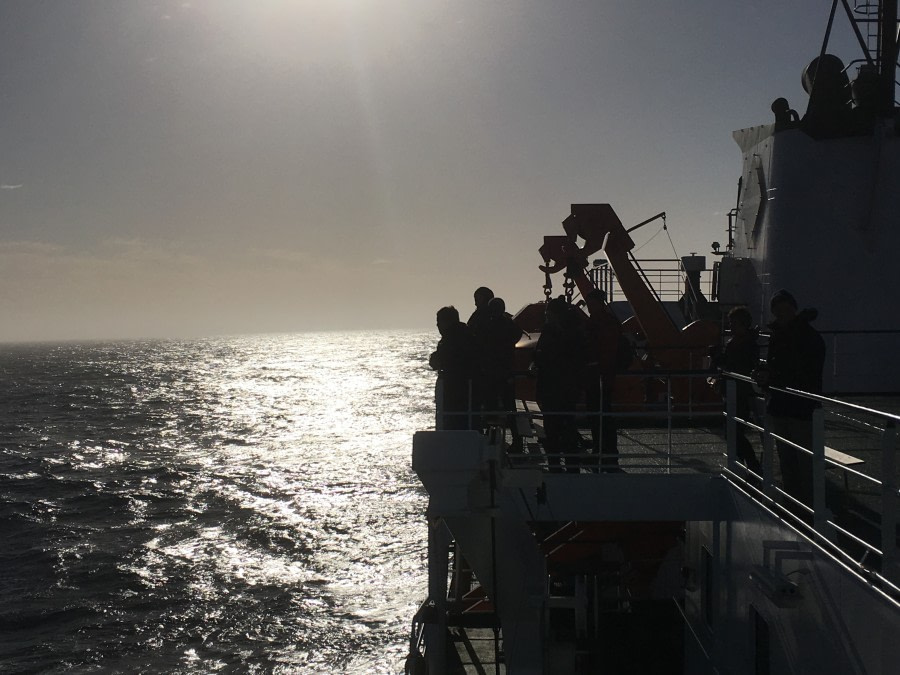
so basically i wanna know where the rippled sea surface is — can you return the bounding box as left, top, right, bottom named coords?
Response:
left=0, top=331, right=435, bottom=673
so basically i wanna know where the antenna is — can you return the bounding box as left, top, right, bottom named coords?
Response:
left=851, top=0, right=898, bottom=113
left=876, top=0, right=897, bottom=113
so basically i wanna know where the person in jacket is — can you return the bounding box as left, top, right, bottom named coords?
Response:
left=430, top=306, right=477, bottom=430
left=755, top=289, right=826, bottom=507
left=533, top=297, right=586, bottom=472
left=481, top=297, right=524, bottom=446
left=467, top=286, right=494, bottom=428
left=467, top=286, right=494, bottom=334
left=584, top=290, right=623, bottom=471
left=714, top=306, right=762, bottom=475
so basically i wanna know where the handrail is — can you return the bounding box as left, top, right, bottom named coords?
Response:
left=431, top=369, right=898, bottom=585
left=723, top=370, right=900, bottom=423
left=414, top=360, right=900, bottom=669
left=720, top=371, right=899, bottom=591
left=817, top=328, right=900, bottom=335
left=725, top=458, right=900, bottom=607
left=589, top=256, right=719, bottom=304
left=435, top=367, right=722, bottom=430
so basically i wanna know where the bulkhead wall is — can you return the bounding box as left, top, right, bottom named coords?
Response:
left=684, top=488, right=900, bottom=675
left=732, top=124, right=900, bottom=392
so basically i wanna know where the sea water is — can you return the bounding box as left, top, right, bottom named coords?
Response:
left=0, top=331, right=436, bottom=673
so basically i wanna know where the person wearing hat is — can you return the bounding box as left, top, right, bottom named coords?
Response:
left=755, top=289, right=826, bottom=507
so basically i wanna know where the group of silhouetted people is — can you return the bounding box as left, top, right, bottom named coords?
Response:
left=431, top=287, right=627, bottom=473
left=429, top=287, right=523, bottom=436
left=531, top=293, right=626, bottom=472
left=712, top=289, right=826, bottom=509
left=431, top=283, right=828, bottom=498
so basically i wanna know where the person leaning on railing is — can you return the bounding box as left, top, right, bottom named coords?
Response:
left=430, top=306, right=477, bottom=430
left=713, top=306, right=762, bottom=475
left=753, top=289, right=826, bottom=507
left=481, top=297, right=524, bottom=449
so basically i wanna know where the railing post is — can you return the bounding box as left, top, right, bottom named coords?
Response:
left=666, top=375, right=673, bottom=474
left=812, top=407, right=827, bottom=535
left=467, top=378, right=473, bottom=431
left=435, top=376, right=444, bottom=430
left=688, top=352, right=694, bottom=417
left=725, top=378, right=737, bottom=473
left=426, top=519, right=450, bottom=671
left=599, top=384, right=605, bottom=464
left=881, top=422, right=898, bottom=582
left=831, top=334, right=838, bottom=381
left=762, top=413, right=775, bottom=498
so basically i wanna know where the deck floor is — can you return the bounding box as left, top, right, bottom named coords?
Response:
left=507, top=413, right=899, bottom=562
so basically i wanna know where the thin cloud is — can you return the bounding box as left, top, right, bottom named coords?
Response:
left=0, top=241, right=64, bottom=255
left=1, top=184, right=23, bottom=190
left=249, top=248, right=311, bottom=264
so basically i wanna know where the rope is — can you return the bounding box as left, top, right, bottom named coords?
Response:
left=661, top=215, right=706, bottom=316
left=662, top=215, right=693, bottom=295
left=632, top=224, right=665, bottom=253
left=663, top=214, right=681, bottom=260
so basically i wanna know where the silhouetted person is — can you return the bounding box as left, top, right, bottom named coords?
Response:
left=482, top=297, right=524, bottom=449
left=430, top=306, right=477, bottom=430
left=533, top=297, right=586, bottom=472
left=467, top=286, right=494, bottom=427
left=755, top=290, right=825, bottom=507
left=584, top=290, right=622, bottom=471
left=714, top=306, right=762, bottom=475
left=467, top=286, right=494, bottom=333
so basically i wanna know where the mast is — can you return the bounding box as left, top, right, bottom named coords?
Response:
left=877, top=0, right=898, bottom=114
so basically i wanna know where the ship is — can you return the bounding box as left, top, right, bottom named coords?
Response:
left=406, top=2, right=900, bottom=673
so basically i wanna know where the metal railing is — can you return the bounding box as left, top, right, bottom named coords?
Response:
left=433, top=370, right=899, bottom=590
left=416, top=368, right=900, bottom=671
left=722, top=371, right=900, bottom=592
left=589, top=258, right=717, bottom=305
left=435, top=369, right=724, bottom=471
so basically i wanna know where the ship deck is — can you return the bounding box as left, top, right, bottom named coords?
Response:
left=511, top=410, right=899, bottom=559
left=410, top=391, right=900, bottom=673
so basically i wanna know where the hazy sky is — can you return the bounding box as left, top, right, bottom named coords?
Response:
left=0, top=1, right=864, bottom=341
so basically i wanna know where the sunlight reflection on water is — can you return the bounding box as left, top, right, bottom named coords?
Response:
left=0, top=330, right=437, bottom=673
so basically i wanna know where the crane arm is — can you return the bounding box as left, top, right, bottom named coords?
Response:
left=548, top=204, right=683, bottom=347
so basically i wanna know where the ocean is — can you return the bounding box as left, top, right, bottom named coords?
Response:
left=0, top=331, right=436, bottom=674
